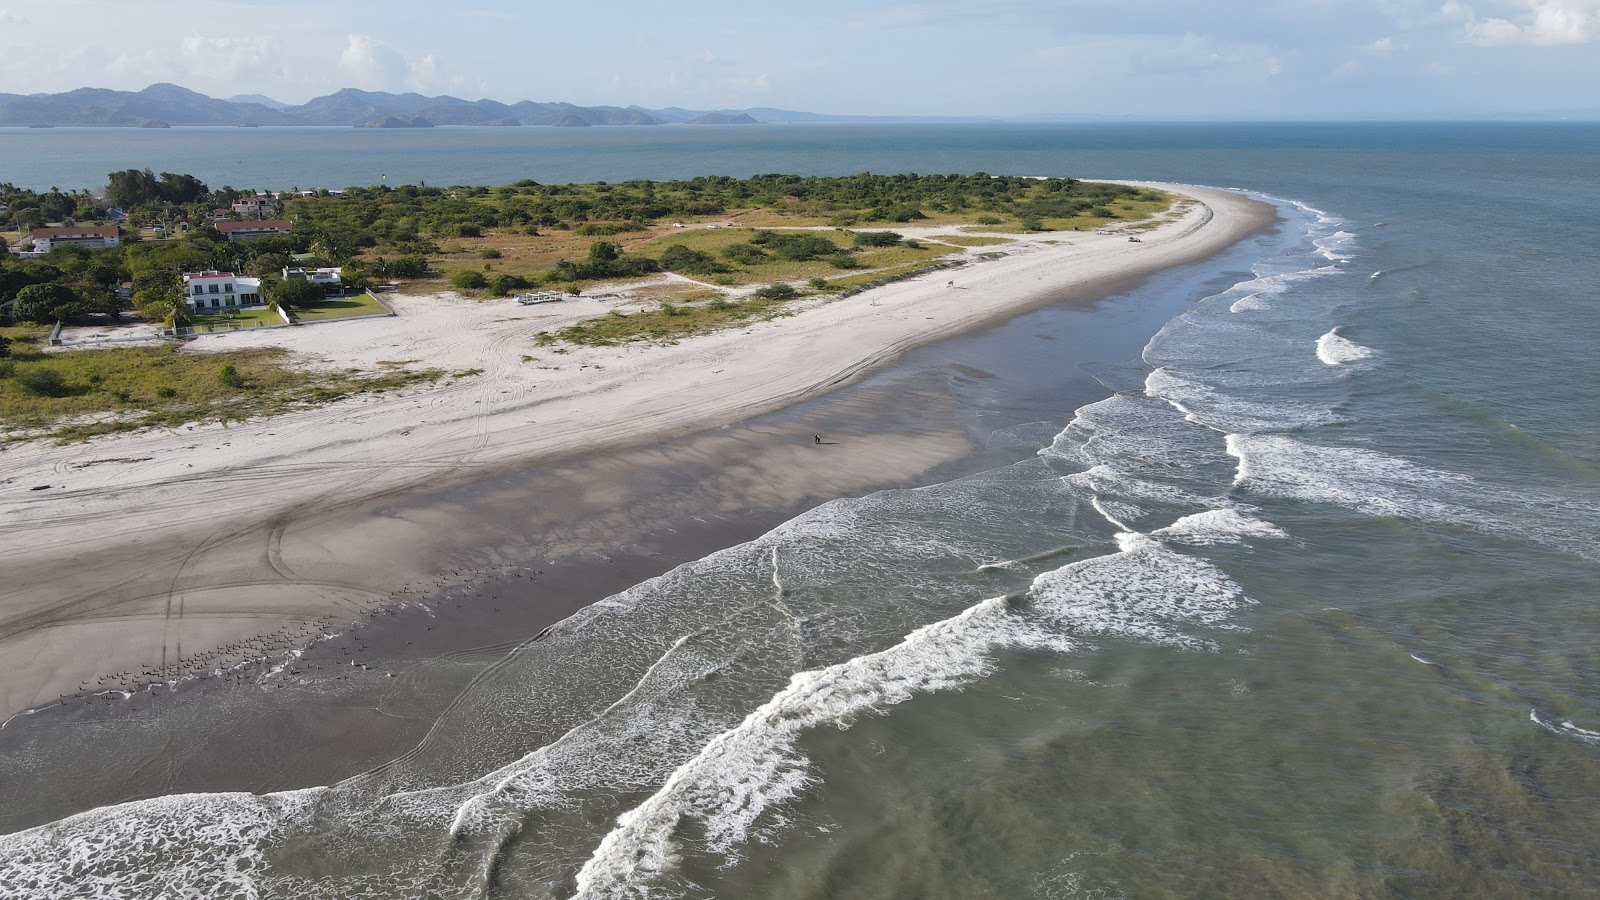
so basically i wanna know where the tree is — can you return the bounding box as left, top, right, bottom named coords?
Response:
left=106, top=169, right=164, bottom=208
left=270, top=278, right=325, bottom=309
left=13, top=282, right=81, bottom=324
left=157, top=172, right=209, bottom=205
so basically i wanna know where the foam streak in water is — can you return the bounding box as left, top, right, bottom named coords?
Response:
left=1315, top=328, right=1374, bottom=366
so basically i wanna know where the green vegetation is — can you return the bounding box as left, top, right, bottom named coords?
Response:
left=269, top=278, right=325, bottom=310
left=928, top=234, right=1013, bottom=247
left=0, top=326, right=438, bottom=445
left=0, top=171, right=1177, bottom=433
left=191, top=306, right=281, bottom=330
left=535, top=288, right=808, bottom=347
left=292, top=292, right=388, bottom=322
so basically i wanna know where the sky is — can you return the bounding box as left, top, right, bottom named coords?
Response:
left=0, top=0, right=1597, bottom=118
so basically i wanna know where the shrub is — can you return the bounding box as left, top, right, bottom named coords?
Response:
left=750, top=283, right=799, bottom=301
left=490, top=274, right=533, bottom=296
left=975, top=215, right=1005, bottom=225
left=825, top=252, right=863, bottom=269
left=218, top=363, right=244, bottom=388
left=15, top=367, right=67, bottom=396
left=750, top=231, right=839, bottom=261
left=451, top=271, right=488, bottom=291
left=156, top=386, right=177, bottom=398
left=852, top=231, right=902, bottom=248
left=808, top=277, right=829, bottom=290
left=456, top=224, right=481, bottom=237
left=659, top=244, right=728, bottom=276
left=389, top=255, right=430, bottom=277
left=481, top=248, right=502, bottom=259
left=721, top=243, right=768, bottom=266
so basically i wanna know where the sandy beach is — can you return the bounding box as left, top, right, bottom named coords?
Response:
left=0, top=183, right=1271, bottom=727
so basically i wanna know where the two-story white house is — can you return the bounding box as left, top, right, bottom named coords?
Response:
left=182, top=271, right=264, bottom=310
left=231, top=195, right=280, bottom=219
left=30, top=225, right=120, bottom=252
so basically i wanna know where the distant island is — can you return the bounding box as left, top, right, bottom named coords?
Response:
left=355, top=114, right=434, bottom=129
left=0, top=83, right=808, bottom=129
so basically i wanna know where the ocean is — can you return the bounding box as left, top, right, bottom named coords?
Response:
left=3, top=122, right=1600, bottom=897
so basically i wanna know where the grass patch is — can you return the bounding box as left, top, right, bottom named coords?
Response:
left=828, top=262, right=945, bottom=290
left=535, top=291, right=803, bottom=347
left=293, top=292, right=389, bottom=322
left=191, top=306, right=282, bottom=331
left=928, top=234, right=1014, bottom=247
left=0, top=339, right=439, bottom=445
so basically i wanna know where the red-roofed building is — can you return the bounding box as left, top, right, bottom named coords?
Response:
left=30, top=225, right=120, bottom=252
left=214, top=219, right=292, bottom=242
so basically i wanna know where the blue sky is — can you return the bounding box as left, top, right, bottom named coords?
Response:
left=1, top=0, right=1596, bottom=117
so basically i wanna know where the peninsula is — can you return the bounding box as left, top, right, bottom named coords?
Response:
left=0, top=174, right=1271, bottom=743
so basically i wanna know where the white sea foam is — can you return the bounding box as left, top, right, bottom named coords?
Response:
left=1153, top=510, right=1288, bottom=545
left=1146, top=367, right=1337, bottom=433
left=1229, top=294, right=1270, bottom=313
left=571, top=594, right=1064, bottom=898
left=572, top=523, right=1259, bottom=897
left=1530, top=709, right=1600, bottom=745
left=1315, top=328, right=1374, bottom=367
left=1313, top=230, right=1357, bottom=262
left=0, top=789, right=319, bottom=899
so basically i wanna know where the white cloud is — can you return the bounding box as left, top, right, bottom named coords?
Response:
left=180, top=34, right=287, bottom=85
left=0, top=10, right=29, bottom=25
left=1445, top=0, right=1600, bottom=45
left=339, top=34, right=410, bottom=90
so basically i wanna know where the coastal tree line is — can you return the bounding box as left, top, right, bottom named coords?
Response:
left=3, top=171, right=1157, bottom=325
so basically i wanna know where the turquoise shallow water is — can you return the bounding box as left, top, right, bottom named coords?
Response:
left=2, top=123, right=1599, bottom=897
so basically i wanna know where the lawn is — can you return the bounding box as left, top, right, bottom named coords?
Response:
left=191, top=306, right=282, bottom=331
left=293, top=292, right=390, bottom=322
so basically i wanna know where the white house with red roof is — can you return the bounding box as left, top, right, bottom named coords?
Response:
left=30, top=225, right=120, bottom=252
left=214, top=219, right=292, bottom=242
left=182, top=271, right=264, bottom=309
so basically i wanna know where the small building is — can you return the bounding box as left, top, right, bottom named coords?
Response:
left=214, top=219, right=292, bottom=242
left=232, top=196, right=280, bottom=219
left=283, top=266, right=343, bottom=293
left=182, top=271, right=264, bottom=309
left=30, top=225, right=120, bottom=252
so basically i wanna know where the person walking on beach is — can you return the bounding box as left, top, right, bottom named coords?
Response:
left=814, top=434, right=823, bottom=445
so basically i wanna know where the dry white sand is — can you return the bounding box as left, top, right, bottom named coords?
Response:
left=0, top=184, right=1270, bottom=719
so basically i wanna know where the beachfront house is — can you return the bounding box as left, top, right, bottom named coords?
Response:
left=182, top=271, right=264, bottom=309
left=29, top=224, right=120, bottom=252
left=282, top=266, right=344, bottom=294
left=214, top=219, right=291, bottom=242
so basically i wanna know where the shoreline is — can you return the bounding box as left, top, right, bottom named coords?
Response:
left=0, top=184, right=1273, bottom=726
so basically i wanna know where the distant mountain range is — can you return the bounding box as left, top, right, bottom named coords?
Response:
left=0, top=83, right=943, bottom=128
